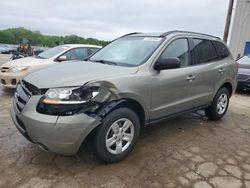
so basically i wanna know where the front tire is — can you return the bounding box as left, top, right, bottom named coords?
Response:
left=94, top=108, right=140, bottom=163
left=205, top=87, right=230, bottom=121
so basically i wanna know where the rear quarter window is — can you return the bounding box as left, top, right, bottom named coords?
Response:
left=212, top=41, right=230, bottom=59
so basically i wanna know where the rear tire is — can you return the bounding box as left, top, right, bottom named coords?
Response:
left=94, top=108, right=140, bottom=163
left=205, top=87, right=230, bottom=121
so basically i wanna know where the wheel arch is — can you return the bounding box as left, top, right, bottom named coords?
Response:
left=111, top=98, right=146, bottom=127
left=218, top=82, right=233, bottom=97
left=81, top=98, right=146, bottom=151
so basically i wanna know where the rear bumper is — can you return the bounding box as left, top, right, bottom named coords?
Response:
left=11, top=95, right=101, bottom=155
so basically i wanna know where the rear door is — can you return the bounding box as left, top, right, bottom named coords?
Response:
left=188, top=38, right=227, bottom=107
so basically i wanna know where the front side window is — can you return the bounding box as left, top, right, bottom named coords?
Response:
left=159, top=38, right=189, bottom=67
left=63, top=48, right=88, bottom=61
left=90, top=36, right=164, bottom=67
left=63, top=49, right=77, bottom=60
left=74, top=48, right=88, bottom=59
left=193, top=39, right=218, bottom=64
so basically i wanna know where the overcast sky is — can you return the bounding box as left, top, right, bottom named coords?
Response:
left=0, top=0, right=229, bottom=41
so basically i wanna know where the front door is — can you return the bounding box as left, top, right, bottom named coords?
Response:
left=150, top=38, right=197, bottom=120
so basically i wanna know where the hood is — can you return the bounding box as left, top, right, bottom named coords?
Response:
left=24, top=61, right=138, bottom=89
left=238, top=63, right=250, bottom=75
left=238, top=67, right=250, bottom=75
left=239, top=63, right=250, bottom=69
left=3, top=57, right=48, bottom=67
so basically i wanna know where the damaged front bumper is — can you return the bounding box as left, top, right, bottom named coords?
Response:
left=11, top=95, right=101, bottom=155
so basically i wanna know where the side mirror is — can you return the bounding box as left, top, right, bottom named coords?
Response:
left=154, top=57, right=181, bottom=71
left=58, top=55, right=67, bottom=62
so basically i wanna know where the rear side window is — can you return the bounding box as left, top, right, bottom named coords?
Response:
left=212, top=41, right=230, bottom=59
left=193, top=39, right=218, bottom=64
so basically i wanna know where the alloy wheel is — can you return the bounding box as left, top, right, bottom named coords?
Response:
left=217, top=93, right=228, bottom=115
left=105, top=118, right=134, bottom=155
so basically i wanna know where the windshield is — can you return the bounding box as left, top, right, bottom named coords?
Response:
left=38, top=46, right=69, bottom=59
left=90, top=36, right=164, bottom=66
left=238, top=56, right=250, bottom=64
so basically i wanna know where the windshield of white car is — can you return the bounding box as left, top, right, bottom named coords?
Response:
left=90, top=36, right=164, bottom=67
left=37, top=46, right=69, bottom=59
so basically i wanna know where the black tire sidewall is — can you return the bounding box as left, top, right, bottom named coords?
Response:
left=94, top=108, right=140, bottom=163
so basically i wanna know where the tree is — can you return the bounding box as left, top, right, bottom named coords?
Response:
left=0, top=27, right=108, bottom=47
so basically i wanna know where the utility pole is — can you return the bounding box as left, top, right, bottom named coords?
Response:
left=223, top=0, right=235, bottom=43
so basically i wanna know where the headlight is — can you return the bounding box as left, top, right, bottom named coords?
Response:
left=42, top=87, right=99, bottom=105
left=37, top=86, right=100, bottom=115
left=9, top=66, right=29, bottom=73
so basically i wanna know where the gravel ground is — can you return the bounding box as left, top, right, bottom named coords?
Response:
left=0, top=54, right=250, bottom=188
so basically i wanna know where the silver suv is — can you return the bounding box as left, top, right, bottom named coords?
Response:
left=11, top=31, right=237, bottom=163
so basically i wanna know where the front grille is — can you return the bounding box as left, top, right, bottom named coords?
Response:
left=16, top=102, right=22, bottom=112
left=14, top=81, right=47, bottom=112
left=15, top=84, right=30, bottom=112
left=237, top=74, right=250, bottom=81
left=0, top=67, right=11, bottom=73
left=21, top=80, right=43, bottom=96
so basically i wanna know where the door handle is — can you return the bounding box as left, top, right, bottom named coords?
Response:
left=186, top=75, right=196, bottom=82
left=219, top=68, right=225, bottom=74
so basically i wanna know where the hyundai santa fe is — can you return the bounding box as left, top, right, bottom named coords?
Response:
left=11, top=31, right=237, bottom=163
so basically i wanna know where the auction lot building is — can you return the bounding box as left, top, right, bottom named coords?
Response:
left=230, top=0, right=250, bottom=59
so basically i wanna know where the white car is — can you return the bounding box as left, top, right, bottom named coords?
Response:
left=0, top=44, right=101, bottom=88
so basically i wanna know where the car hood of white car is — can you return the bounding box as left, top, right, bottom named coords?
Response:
left=2, top=57, right=52, bottom=67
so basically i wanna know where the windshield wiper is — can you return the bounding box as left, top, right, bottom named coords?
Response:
left=91, top=59, right=118, bottom=66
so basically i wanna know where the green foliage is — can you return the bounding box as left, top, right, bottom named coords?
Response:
left=0, top=27, right=108, bottom=47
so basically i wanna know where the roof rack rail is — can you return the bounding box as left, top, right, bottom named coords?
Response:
left=120, top=32, right=142, bottom=37
left=160, top=30, right=179, bottom=37
left=160, top=30, right=220, bottom=39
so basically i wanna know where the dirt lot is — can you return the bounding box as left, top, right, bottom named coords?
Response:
left=0, top=54, right=250, bottom=188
